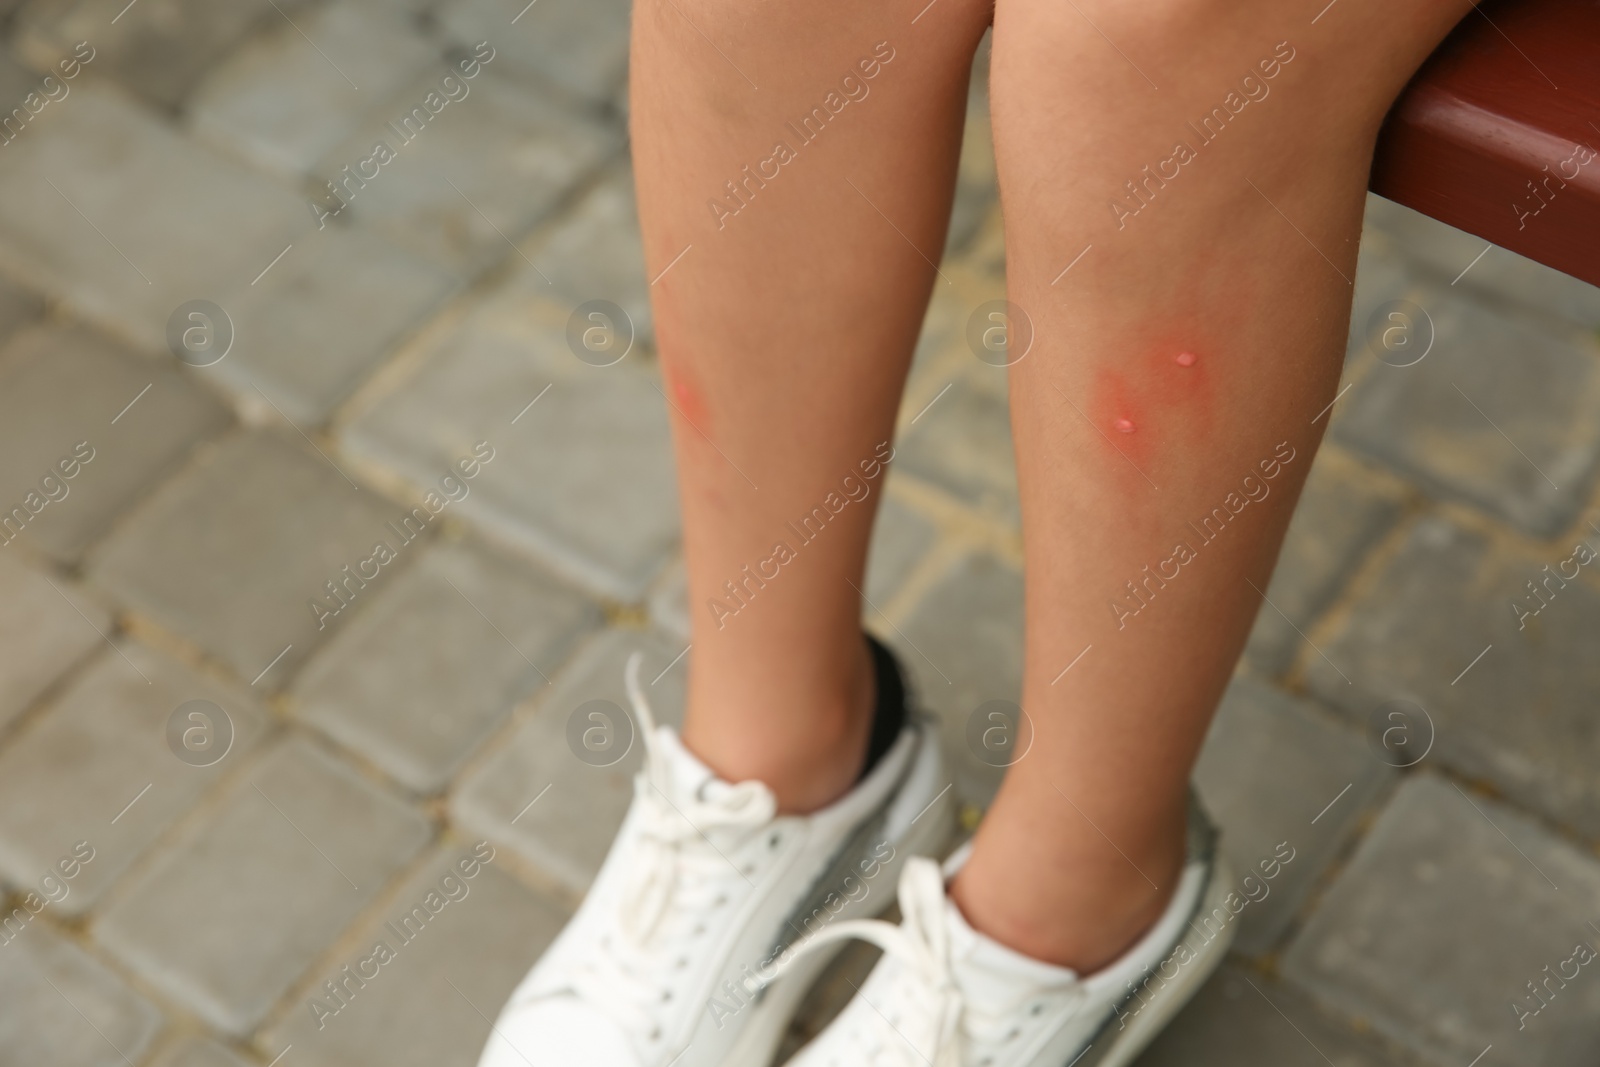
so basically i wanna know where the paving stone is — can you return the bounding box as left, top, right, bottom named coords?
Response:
left=0, top=85, right=305, bottom=356
left=1342, top=226, right=1422, bottom=364
left=293, top=539, right=603, bottom=794
left=896, top=380, right=1019, bottom=524
left=648, top=489, right=939, bottom=642
left=0, top=923, right=163, bottom=1067
left=1138, top=962, right=1403, bottom=1067
left=313, top=63, right=619, bottom=274
left=1283, top=775, right=1600, bottom=1066
left=0, top=272, right=41, bottom=346
left=89, top=431, right=399, bottom=690
left=1305, top=515, right=1600, bottom=839
left=156, top=1037, right=253, bottom=1067
left=203, top=226, right=461, bottom=425
left=0, top=640, right=268, bottom=917
left=436, top=0, right=631, bottom=106
left=190, top=0, right=442, bottom=177
left=0, top=43, right=42, bottom=106
left=528, top=168, right=651, bottom=347
left=147, top=1035, right=253, bottom=1067
left=342, top=300, right=678, bottom=603
left=892, top=551, right=1023, bottom=809
left=452, top=628, right=687, bottom=896
left=1333, top=282, right=1600, bottom=537
left=1193, top=676, right=1394, bottom=957
left=94, top=736, right=431, bottom=1036
left=0, top=554, right=107, bottom=734
left=866, top=489, right=940, bottom=607
left=262, top=844, right=569, bottom=1067
left=647, top=557, right=690, bottom=641
left=1244, top=447, right=1406, bottom=678
left=16, top=0, right=293, bottom=111
left=0, top=324, right=232, bottom=562
left=1365, top=194, right=1600, bottom=331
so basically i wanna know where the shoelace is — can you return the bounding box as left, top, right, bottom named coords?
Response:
left=769, top=857, right=1085, bottom=1067
left=566, top=653, right=777, bottom=1054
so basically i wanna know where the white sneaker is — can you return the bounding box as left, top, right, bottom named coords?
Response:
left=780, top=806, right=1235, bottom=1067
left=477, top=636, right=954, bottom=1067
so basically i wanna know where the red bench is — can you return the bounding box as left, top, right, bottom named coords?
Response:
left=1370, top=0, right=1599, bottom=287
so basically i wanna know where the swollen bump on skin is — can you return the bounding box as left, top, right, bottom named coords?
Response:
left=1113, top=418, right=1136, bottom=434
left=1175, top=351, right=1197, bottom=367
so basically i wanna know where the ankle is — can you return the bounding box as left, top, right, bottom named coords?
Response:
left=679, top=637, right=877, bottom=814
left=949, top=827, right=1186, bottom=974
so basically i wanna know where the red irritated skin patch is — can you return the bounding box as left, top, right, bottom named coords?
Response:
left=672, top=373, right=711, bottom=433
left=1088, top=333, right=1218, bottom=474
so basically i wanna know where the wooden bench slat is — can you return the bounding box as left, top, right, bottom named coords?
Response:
left=1370, top=0, right=1600, bottom=286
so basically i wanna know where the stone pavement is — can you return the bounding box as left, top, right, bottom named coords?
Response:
left=0, top=4, right=1597, bottom=1066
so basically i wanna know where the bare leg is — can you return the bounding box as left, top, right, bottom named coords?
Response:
left=630, top=0, right=991, bottom=811
left=949, top=0, right=1476, bottom=971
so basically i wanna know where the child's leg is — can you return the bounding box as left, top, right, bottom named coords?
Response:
left=630, top=0, right=991, bottom=812
left=951, top=0, right=1475, bottom=971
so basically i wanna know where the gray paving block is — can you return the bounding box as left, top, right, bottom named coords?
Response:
left=0, top=324, right=232, bottom=562
left=0, top=641, right=268, bottom=916
left=436, top=0, right=632, bottom=105
left=528, top=168, right=651, bottom=347
left=1343, top=224, right=1421, bottom=365
left=1193, top=676, right=1394, bottom=957
left=1245, top=447, right=1406, bottom=678
left=452, top=628, right=687, bottom=896
left=0, top=554, right=107, bottom=734
left=0, top=923, right=163, bottom=1067
left=1137, top=963, right=1403, bottom=1067
left=892, top=551, right=1023, bottom=809
left=93, top=736, right=431, bottom=1036
left=148, top=1035, right=253, bottom=1067
left=0, top=85, right=305, bottom=355
left=647, top=557, right=690, bottom=641
left=1365, top=194, right=1600, bottom=331
left=190, top=0, right=442, bottom=177
left=16, top=0, right=292, bottom=111
left=0, top=44, right=42, bottom=108
left=866, top=490, right=940, bottom=607
left=1333, top=282, right=1600, bottom=537
left=89, top=431, right=399, bottom=689
left=262, top=844, right=569, bottom=1067
left=204, top=226, right=461, bottom=425
left=293, top=539, right=603, bottom=794
left=312, top=62, right=619, bottom=274
left=1283, top=775, right=1600, bottom=1065
left=896, top=380, right=1019, bottom=524
left=0, top=272, right=40, bottom=346
left=342, top=301, right=679, bottom=602
left=1306, top=515, right=1600, bottom=838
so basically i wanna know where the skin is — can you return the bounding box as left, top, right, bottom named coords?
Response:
left=632, top=0, right=1476, bottom=971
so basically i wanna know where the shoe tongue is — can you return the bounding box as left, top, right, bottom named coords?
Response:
left=650, top=727, right=772, bottom=812
left=944, top=896, right=1079, bottom=1010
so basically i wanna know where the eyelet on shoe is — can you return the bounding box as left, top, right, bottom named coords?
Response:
left=1029, top=1003, right=1043, bottom=1016
left=1004, top=1027, right=1020, bottom=1042
left=768, top=832, right=781, bottom=849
